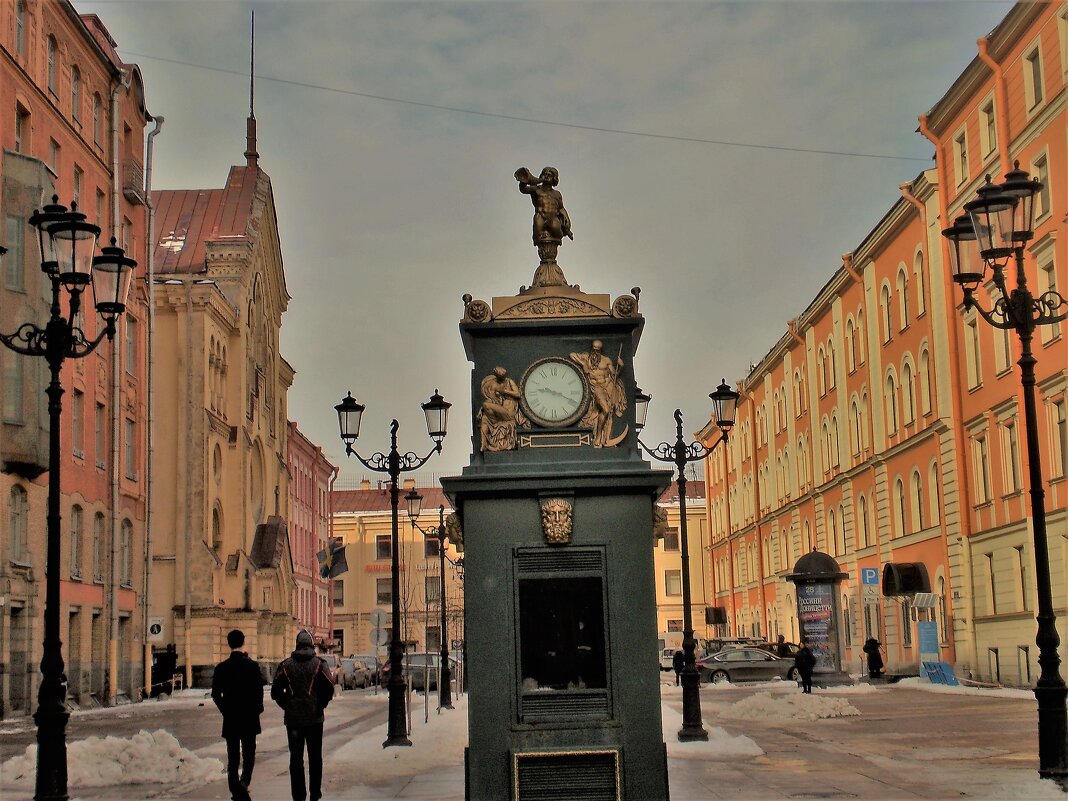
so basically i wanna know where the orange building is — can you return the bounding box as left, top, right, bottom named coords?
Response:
left=0, top=0, right=154, bottom=716
left=705, top=1, right=1065, bottom=685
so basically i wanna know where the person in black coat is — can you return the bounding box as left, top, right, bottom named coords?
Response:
left=272, top=630, right=335, bottom=801
left=211, top=629, right=264, bottom=801
left=794, top=640, right=817, bottom=694
left=671, top=649, right=685, bottom=686
left=863, top=637, right=885, bottom=679
left=775, top=634, right=790, bottom=658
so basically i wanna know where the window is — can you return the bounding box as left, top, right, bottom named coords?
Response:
left=1015, top=546, right=1029, bottom=612
left=965, top=315, right=982, bottom=388
left=858, top=495, right=871, bottom=549
left=73, top=166, right=83, bottom=203
left=376, top=577, right=391, bottom=605
left=70, top=505, right=82, bottom=578
left=72, top=390, right=84, bottom=457
left=95, top=402, right=106, bottom=467
left=125, top=317, right=137, bottom=374
left=938, top=577, right=949, bottom=642
left=974, top=435, right=992, bottom=504
left=3, top=350, right=24, bottom=423
left=1003, top=421, right=1021, bottom=494
left=664, top=569, right=682, bottom=596
left=519, top=576, right=606, bottom=690
left=49, top=138, right=59, bottom=171
left=93, top=94, right=102, bottom=146
left=880, top=285, right=892, bottom=342
left=10, top=485, right=29, bottom=561
left=1038, top=256, right=1060, bottom=343
left=953, top=130, right=968, bottom=185
left=1025, top=45, right=1044, bottom=110
left=663, top=527, right=679, bottom=551
left=47, top=36, right=58, bottom=94
left=991, top=288, right=1013, bottom=373
left=897, top=269, right=909, bottom=328
left=986, top=553, right=998, bottom=615
left=5, top=215, right=25, bottom=291
left=846, top=320, right=856, bottom=372
left=211, top=507, right=222, bottom=550
left=333, top=580, right=344, bottom=607
left=919, top=349, right=932, bottom=416
left=424, top=535, right=439, bottom=559
left=914, top=252, right=926, bottom=316
left=827, top=509, right=837, bottom=557
left=842, top=595, right=852, bottom=648
left=902, top=363, right=915, bottom=425
left=425, top=575, right=440, bottom=604
left=1031, top=153, right=1050, bottom=222
left=827, top=342, right=836, bottom=390
left=980, top=99, right=997, bottom=156
left=120, top=519, right=132, bottom=585
left=124, top=419, right=136, bottom=479
left=15, top=1, right=26, bottom=55
left=928, top=462, right=941, bottom=525
left=901, top=601, right=913, bottom=646
left=95, top=190, right=105, bottom=239
left=910, top=470, right=924, bottom=532
left=70, top=66, right=81, bottom=120
left=14, top=106, right=28, bottom=154
left=93, top=513, right=105, bottom=581
left=1052, top=399, right=1068, bottom=478
left=894, top=478, right=907, bottom=537
left=376, top=534, right=391, bottom=560
left=885, top=374, right=898, bottom=434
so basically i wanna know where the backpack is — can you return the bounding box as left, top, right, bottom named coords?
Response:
left=281, top=659, right=322, bottom=725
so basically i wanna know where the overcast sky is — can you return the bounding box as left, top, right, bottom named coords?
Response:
left=76, top=0, right=1013, bottom=483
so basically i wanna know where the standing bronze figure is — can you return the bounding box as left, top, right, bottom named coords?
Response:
left=515, top=167, right=573, bottom=287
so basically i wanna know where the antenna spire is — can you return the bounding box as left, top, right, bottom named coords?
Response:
left=244, top=10, right=259, bottom=168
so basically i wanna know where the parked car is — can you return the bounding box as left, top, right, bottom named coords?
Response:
left=696, top=647, right=797, bottom=684
left=700, top=638, right=764, bottom=658
left=339, top=657, right=372, bottom=689
left=381, top=652, right=459, bottom=691
left=352, top=653, right=381, bottom=685
left=753, top=640, right=800, bottom=658
left=318, top=653, right=341, bottom=685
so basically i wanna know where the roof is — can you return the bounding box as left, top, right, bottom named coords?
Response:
left=657, top=481, right=705, bottom=504
left=152, top=166, right=262, bottom=274
left=332, top=486, right=453, bottom=515
left=249, top=515, right=290, bottom=569
left=787, top=549, right=848, bottom=581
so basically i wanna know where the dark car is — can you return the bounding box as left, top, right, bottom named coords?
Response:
left=754, top=640, right=800, bottom=658
left=697, top=647, right=797, bottom=684
left=700, top=638, right=764, bottom=657
left=381, top=652, right=458, bottom=691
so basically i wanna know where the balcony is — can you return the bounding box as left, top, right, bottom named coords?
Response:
left=123, top=159, right=145, bottom=205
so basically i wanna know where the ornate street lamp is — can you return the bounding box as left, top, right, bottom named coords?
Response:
left=942, top=163, right=1067, bottom=789
left=636, top=380, right=739, bottom=741
left=1, top=198, right=135, bottom=801
left=407, top=499, right=453, bottom=710
left=334, top=390, right=450, bottom=747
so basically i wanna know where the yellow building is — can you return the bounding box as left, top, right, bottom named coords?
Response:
left=330, top=482, right=463, bottom=660
left=148, top=132, right=297, bottom=685
left=652, top=479, right=715, bottom=641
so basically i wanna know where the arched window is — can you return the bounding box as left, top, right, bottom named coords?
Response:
left=910, top=470, right=924, bottom=532
left=842, top=594, right=853, bottom=647
left=817, top=348, right=827, bottom=396
left=93, top=93, right=102, bottom=145
left=798, top=372, right=807, bottom=412
left=70, top=505, right=83, bottom=577
left=70, top=65, right=81, bottom=120
left=803, top=521, right=812, bottom=553
left=851, top=400, right=862, bottom=456
left=919, top=348, right=932, bottom=416
left=858, top=495, right=871, bottom=549
left=894, top=478, right=907, bottom=537
left=885, top=374, right=898, bottom=434
left=897, top=268, right=909, bottom=328
left=938, top=577, right=948, bottom=642
left=831, top=417, right=840, bottom=467
left=928, top=461, right=941, bottom=525
left=914, top=251, right=927, bottom=316
left=902, top=361, right=916, bottom=425
left=827, top=340, right=836, bottom=389
left=827, top=509, right=837, bottom=556
left=93, top=512, right=105, bottom=581
left=856, top=309, right=867, bottom=363
left=846, top=319, right=857, bottom=372
left=212, top=506, right=223, bottom=550
left=838, top=504, right=847, bottom=555
left=821, top=421, right=830, bottom=470
left=880, top=285, right=893, bottom=342
left=9, top=485, right=28, bottom=561
left=47, top=36, right=58, bottom=93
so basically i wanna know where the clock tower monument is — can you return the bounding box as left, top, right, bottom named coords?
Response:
left=442, top=169, right=671, bottom=801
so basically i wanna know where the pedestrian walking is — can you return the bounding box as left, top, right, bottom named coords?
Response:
left=672, top=649, right=685, bottom=686
left=794, top=640, right=816, bottom=694
left=863, top=637, right=885, bottom=680
left=272, top=630, right=335, bottom=801
left=211, top=629, right=264, bottom=801
left=775, top=634, right=790, bottom=658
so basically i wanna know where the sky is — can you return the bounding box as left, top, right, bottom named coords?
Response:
left=74, top=0, right=1016, bottom=482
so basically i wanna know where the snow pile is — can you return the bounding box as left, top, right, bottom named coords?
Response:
left=0, top=729, right=222, bottom=788
left=663, top=722, right=764, bottom=760
left=724, top=691, right=861, bottom=721
left=895, top=676, right=1034, bottom=700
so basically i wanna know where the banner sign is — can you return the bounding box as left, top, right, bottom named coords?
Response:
left=918, top=620, right=939, bottom=678
left=797, top=582, right=837, bottom=672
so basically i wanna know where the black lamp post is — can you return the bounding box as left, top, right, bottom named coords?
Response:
left=334, top=390, right=450, bottom=747
left=943, top=162, right=1067, bottom=789
left=1, top=198, right=135, bottom=801
left=406, top=499, right=453, bottom=710
left=635, top=380, right=740, bottom=742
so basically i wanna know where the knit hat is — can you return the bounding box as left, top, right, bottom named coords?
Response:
left=295, top=630, right=314, bottom=648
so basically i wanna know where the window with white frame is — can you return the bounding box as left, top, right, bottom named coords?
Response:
left=14, top=104, right=30, bottom=153
left=910, top=470, right=924, bottom=532
left=914, top=252, right=926, bottom=316
left=70, top=505, right=82, bottom=578
left=124, top=419, right=136, bottom=480
left=93, top=94, right=103, bottom=146
left=1002, top=420, right=1021, bottom=494
left=850, top=401, right=862, bottom=456
left=964, top=314, right=982, bottom=388
left=989, top=286, right=1013, bottom=373
left=885, top=374, right=898, bottom=434
left=9, top=485, right=28, bottom=561
left=71, top=66, right=81, bottom=121
left=664, top=569, right=681, bottom=596
left=858, top=495, right=871, bottom=549
left=93, top=512, right=104, bottom=581
left=846, top=320, right=856, bottom=372
left=902, top=362, right=915, bottom=425
left=893, top=478, right=906, bottom=537
left=47, top=35, right=58, bottom=94
left=953, top=129, right=968, bottom=186
left=1024, top=43, right=1044, bottom=111
left=856, top=309, right=866, bottom=363
left=928, top=462, right=941, bottom=525
left=425, top=575, right=440, bottom=604
left=120, top=519, right=133, bottom=585
left=897, top=269, right=909, bottom=328
left=919, top=349, right=932, bottom=416
left=1037, top=251, right=1060, bottom=343
left=973, top=435, right=992, bottom=504
left=827, top=341, right=836, bottom=389
left=1015, top=546, right=1029, bottom=611
left=1031, top=152, right=1050, bottom=222
left=880, top=286, right=892, bottom=342
left=1051, top=399, right=1068, bottom=479
left=15, top=1, right=26, bottom=55
left=979, top=98, right=997, bottom=157
left=72, top=390, right=84, bottom=457
left=95, top=402, right=106, bottom=467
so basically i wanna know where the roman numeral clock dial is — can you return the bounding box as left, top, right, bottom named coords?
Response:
left=520, top=357, right=589, bottom=428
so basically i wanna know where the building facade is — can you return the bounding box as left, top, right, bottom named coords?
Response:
left=149, top=129, right=297, bottom=686
left=330, top=482, right=463, bottom=660
left=705, top=1, right=1065, bottom=685
left=286, top=421, right=336, bottom=644
left=1, top=0, right=153, bottom=717
left=652, top=479, right=714, bottom=640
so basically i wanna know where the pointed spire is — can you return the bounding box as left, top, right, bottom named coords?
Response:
left=244, top=10, right=259, bottom=168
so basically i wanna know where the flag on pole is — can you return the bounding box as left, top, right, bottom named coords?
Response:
left=317, top=539, right=348, bottom=578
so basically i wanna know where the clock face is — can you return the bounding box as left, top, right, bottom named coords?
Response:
left=520, top=357, right=588, bottom=428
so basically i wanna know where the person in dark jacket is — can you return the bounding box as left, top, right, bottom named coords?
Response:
left=272, top=630, right=335, bottom=801
left=211, top=629, right=264, bottom=801
left=794, top=640, right=816, bottom=694
left=775, top=634, right=790, bottom=658
left=671, top=649, right=685, bottom=686
left=863, top=637, right=885, bottom=680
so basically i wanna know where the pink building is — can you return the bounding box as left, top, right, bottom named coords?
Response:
left=286, top=422, right=336, bottom=644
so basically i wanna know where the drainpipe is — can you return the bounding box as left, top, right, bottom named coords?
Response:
left=142, top=115, right=164, bottom=699
left=183, top=280, right=194, bottom=687
left=107, top=69, right=130, bottom=705
left=918, top=113, right=979, bottom=676
left=976, top=37, right=1012, bottom=177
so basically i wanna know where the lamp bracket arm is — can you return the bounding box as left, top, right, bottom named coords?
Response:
left=636, top=436, right=674, bottom=463
left=344, top=448, right=390, bottom=473
left=0, top=323, right=48, bottom=357
left=69, top=322, right=113, bottom=360
left=1034, top=290, right=1068, bottom=327
left=399, top=446, right=439, bottom=472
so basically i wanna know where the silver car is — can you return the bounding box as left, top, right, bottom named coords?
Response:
left=340, top=657, right=371, bottom=689
left=696, top=647, right=797, bottom=684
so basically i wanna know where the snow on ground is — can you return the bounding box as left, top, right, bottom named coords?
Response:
left=721, top=690, right=861, bottom=721
left=895, top=676, right=1034, bottom=700
left=327, top=695, right=468, bottom=787
left=0, top=729, right=222, bottom=788
left=963, top=777, right=1068, bottom=800
left=0, top=689, right=214, bottom=736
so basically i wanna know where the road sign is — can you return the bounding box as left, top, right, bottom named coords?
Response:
left=861, top=567, right=880, bottom=585
left=369, top=608, right=387, bottom=628
left=370, top=627, right=390, bottom=647
left=148, top=617, right=165, bottom=642
left=863, top=583, right=879, bottom=598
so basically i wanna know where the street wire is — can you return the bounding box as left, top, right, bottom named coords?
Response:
left=118, top=49, right=931, bottom=164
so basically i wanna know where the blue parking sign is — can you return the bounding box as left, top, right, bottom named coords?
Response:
left=861, top=567, right=879, bottom=585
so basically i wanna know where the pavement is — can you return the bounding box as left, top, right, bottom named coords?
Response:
left=2, top=675, right=1065, bottom=801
